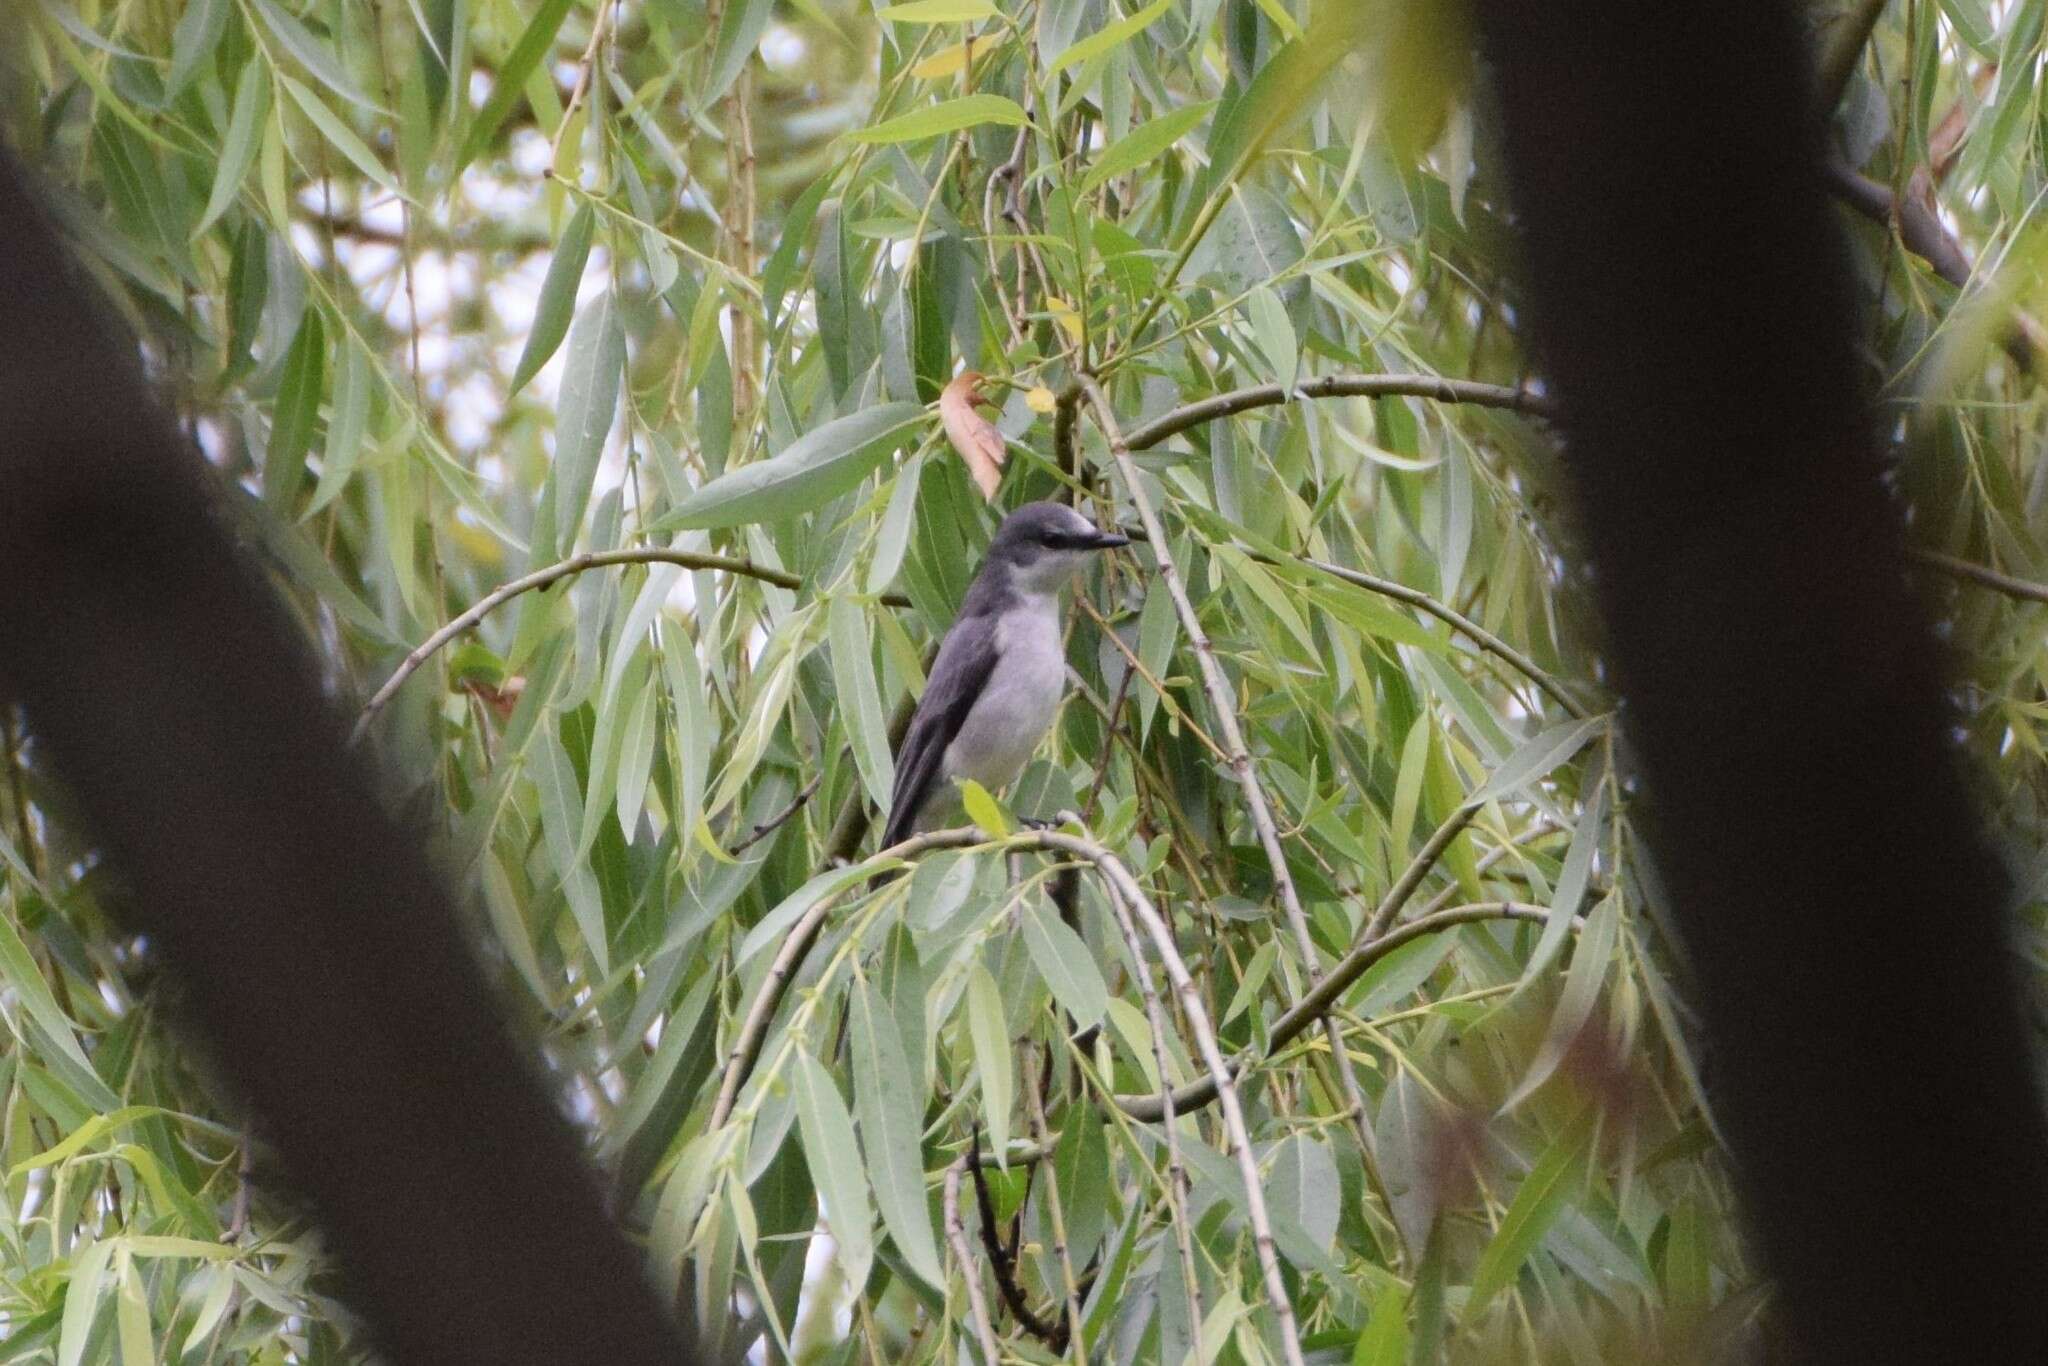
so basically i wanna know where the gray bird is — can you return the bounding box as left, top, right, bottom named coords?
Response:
left=881, top=501, right=1129, bottom=847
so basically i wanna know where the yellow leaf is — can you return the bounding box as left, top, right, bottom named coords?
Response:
left=911, top=43, right=969, bottom=79
left=1045, top=296, right=1084, bottom=344
left=1024, top=385, right=1057, bottom=414
left=958, top=779, right=1009, bottom=836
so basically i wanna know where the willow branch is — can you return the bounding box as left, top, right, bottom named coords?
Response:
left=1121, top=373, right=1552, bottom=452
left=1366, top=804, right=1482, bottom=940
left=1087, top=374, right=1452, bottom=1192
left=356, top=548, right=905, bottom=736
left=1297, top=555, right=1587, bottom=717
left=1117, top=899, right=1567, bottom=1123
left=1022, top=1051, right=1088, bottom=1359
left=943, top=1153, right=1005, bottom=1364
left=1027, top=827, right=1305, bottom=1365
left=1913, top=548, right=2048, bottom=607
left=1123, top=805, right=1486, bottom=1123
left=727, top=774, right=822, bottom=855
left=1091, top=867, right=1206, bottom=1347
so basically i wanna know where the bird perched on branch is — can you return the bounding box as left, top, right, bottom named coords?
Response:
left=881, top=501, right=1128, bottom=848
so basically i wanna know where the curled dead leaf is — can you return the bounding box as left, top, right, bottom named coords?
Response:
left=939, top=370, right=1007, bottom=500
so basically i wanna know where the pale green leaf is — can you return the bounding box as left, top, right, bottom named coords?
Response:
left=510, top=202, right=596, bottom=396
left=849, top=94, right=1029, bottom=144
left=851, top=977, right=943, bottom=1285
left=652, top=403, right=923, bottom=532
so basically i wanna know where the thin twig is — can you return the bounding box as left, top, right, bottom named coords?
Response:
left=1121, top=373, right=1552, bottom=451
left=1365, top=805, right=1482, bottom=941
left=970, top=1128, right=1062, bottom=1348
left=355, top=548, right=906, bottom=736
left=727, top=774, right=822, bottom=855
left=547, top=1, right=617, bottom=175
left=1914, top=548, right=2048, bottom=607
left=944, top=1152, right=1005, bottom=1364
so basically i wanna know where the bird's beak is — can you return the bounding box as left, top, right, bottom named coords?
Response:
left=1086, top=529, right=1131, bottom=550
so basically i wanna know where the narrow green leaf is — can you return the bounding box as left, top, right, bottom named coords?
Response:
left=454, top=0, right=577, bottom=175
left=1502, top=895, right=1619, bottom=1110
left=1219, top=939, right=1278, bottom=1026
left=791, top=1048, right=877, bottom=1291
left=734, top=863, right=872, bottom=968
left=651, top=402, right=923, bottom=532
left=1020, top=900, right=1108, bottom=1028
left=1385, top=714, right=1431, bottom=865
left=551, top=289, right=625, bottom=545
left=1206, top=5, right=1367, bottom=183
left=305, top=337, right=371, bottom=517
left=278, top=72, right=401, bottom=198
left=1469, top=714, right=1607, bottom=805
left=266, top=308, right=325, bottom=510
left=511, top=203, right=595, bottom=395
left=57, top=1238, right=113, bottom=1366
left=829, top=598, right=896, bottom=809
left=0, top=915, right=115, bottom=1108
left=166, top=0, right=231, bottom=101
left=851, top=977, right=943, bottom=1285
left=251, top=0, right=383, bottom=111
left=1050, top=0, right=1170, bottom=73
left=1245, top=284, right=1297, bottom=381
left=115, top=1260, right=152, bottom=1366
left=964, top=962, right=1012, bottom=1164
left=877, top=0, right=995, bottom=20
left=1080, top=100, right=1213, bottom=192
left=849, top=94, right=1029, bottom=145
left=195, top=61, right=268, bottom=239
left=1519, top=778, right=1607, bottom=988
left=181, top=1266, right=235, bottom=1353
left=867, top=452, right=923, bottom=594
left=530, top=721, right=610, bottom=976
left=704, top=0, right=776, bottom=108
left=1466, top=1109, right=1596, bottom=1316
left=613, top=667, right=659, bottom=838
left=1352, top=1286, right=1411, bottom=1366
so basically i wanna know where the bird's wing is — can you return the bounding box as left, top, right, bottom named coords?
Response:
left=881, top=612, right=1001, bottom=848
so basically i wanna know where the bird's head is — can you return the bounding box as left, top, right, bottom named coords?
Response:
left=987, top=501, right=1130, bottom=593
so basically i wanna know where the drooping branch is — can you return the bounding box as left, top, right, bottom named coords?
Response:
left=355, top=547, right=907, bottom=736
left=1117, top=899, right=1566, bottom=1123
left=707, top=818, right=1305, bottom=1360
left=1088, top=857, right=1206, bottom=1345
left=1121, top=373, right=1552, bottom=452
left=1025, top=826, right=1306, bottom=1365
left=1093, top=378, right=1587, bottom=716
left=1295, top=555, right=1588, bottom=718
left=1079, top=373, right=1384, bottom=1198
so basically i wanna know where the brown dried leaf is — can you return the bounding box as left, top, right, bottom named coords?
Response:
left=939, top=370, right=1006, bottom=501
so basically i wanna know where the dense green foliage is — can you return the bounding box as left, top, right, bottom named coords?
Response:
left=4, top=0, right=2048, bottom=1361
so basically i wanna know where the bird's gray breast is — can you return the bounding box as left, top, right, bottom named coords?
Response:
left=942, top=596, right=1065, bottom=791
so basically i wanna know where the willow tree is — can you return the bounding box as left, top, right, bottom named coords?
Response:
left=2, top=0, right=2043, bottom=1361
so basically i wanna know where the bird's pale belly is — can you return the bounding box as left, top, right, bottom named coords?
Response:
left=942, top=605, right=1063, bottom=792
